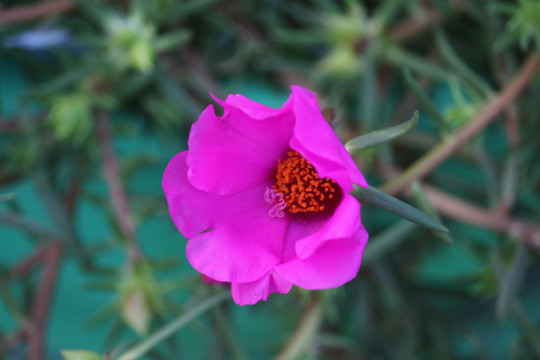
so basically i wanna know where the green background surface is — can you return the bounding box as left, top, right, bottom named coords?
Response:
left=1, top=55, right=539, bottom=359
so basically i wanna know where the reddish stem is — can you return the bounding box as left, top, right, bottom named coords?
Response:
left=64, top=179, right=81, bottom=218
left=9, top=242, right=63, bottom=360
left=379, top=166, right=540, bottom=248
left=388, top=8, right=443, bottom=43
left=381, top=52, right=540, bottom=195
left=0, top=1, right=75, bottom=26
left=422, top=184, right=540, bottom=248
left=95, top=111, right=141, bottom=262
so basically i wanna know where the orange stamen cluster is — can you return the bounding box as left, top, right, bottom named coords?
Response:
left=274, top=151, right=337, bottom=214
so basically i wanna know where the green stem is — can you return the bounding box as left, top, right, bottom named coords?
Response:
left=275, top=298, right=322, bottom=360
left=115, top=291, right=228, bottom=360
left=211, top=306, right=248, bottom=360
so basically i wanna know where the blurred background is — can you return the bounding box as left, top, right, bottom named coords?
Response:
left=1, top=0, right=540, bottom=359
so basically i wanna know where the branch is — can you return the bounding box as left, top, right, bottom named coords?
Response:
left=95, top=110, right=141, bottom=263
left=0, top=1, right=75, bottom=26
left=381, top=52, right=540, bottom=195
left=8, top=242, right=63, bottom=360
left=28, top=242, right=62, bottom=360
left=378, top=166, right=540, bottom=249
left=0, top=210, right=63, bottom=241
left=0, top=117, right=43, bottom=134
left=421, top=184, right=540, bottom=249
left=388, top=8, right=443, bottom=43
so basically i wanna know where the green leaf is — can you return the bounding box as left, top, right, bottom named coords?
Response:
left=496, top=243, right=530, bottom=320
left=0, top=193, right=14, bottom=202
left=121, top=289, right=151, bottom=335
left=47, top=92, right=93, bottom=143
left=345, top=111, right=419, bottom=154
left=360, top=53, right=376, bottom=130
left=403, top=69, right=451, bottom=133
left=61, top=350, right=104, bottom=360
left=410, top=182, right=453, bottom=245
left=501, top=151, right=520, bottom=209
left=154, top=30, right=192, bottom=53
left=434, top=29, right=493, bottom=97
left=362, top=221, right=417, bottom=265
left=352, top=185, right=449, bottom=233
left=384, top=45, right=454, bottom=80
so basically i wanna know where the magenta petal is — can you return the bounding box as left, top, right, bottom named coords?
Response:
left=185, top=185, right=288, bottom=282
left=187, top=103, right=294, bottom=196
left=231, top=272, right=292, bottom=306
left=275, top=227, right=368, bottom=289
left=289, top=85, right=368, bottom=188
left=163, top=151, right=223, bottom=238
left=221, top=93, right=293, bottom=120
left=294, top=194, right=361, bottom=259
left=163, top=152, right=288, bottom=283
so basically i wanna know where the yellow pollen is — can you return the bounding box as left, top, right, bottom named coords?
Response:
left=274, top=151, right=338, bottom=214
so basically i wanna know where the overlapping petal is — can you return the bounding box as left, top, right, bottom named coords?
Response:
left=187, top=102, right=294, bottom=196
left=163, top=151, right=221, bottom=238
left=231, top=272, right=292, bottom=306
left=288, top=86, right=368, bottom=189
left=275, top=227, right=368, bottom=289
left=294, top=194, right=361, bottom=259
left=164, top=152, right=288, bottom=283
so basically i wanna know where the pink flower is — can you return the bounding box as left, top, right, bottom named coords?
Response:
left=163, top=85, right=369, bottom=305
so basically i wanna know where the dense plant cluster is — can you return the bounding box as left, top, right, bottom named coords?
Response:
left=1, top=0, right=539, bottom=359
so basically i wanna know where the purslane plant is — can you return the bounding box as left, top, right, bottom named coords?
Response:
left=163, top=86, right=369, bottom=305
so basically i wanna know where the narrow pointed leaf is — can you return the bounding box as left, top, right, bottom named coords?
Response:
left=154, top=30, right=192, bottom=53
left=0, top=193, right=14, bottom=202
left=496, top=243, right=529, bottom=320
left=384, top=46, right=454, bottom=80
left=363, top=220, right=417, bottom=265
left=501, top=151, right=520, bottom=209
left=360, top=54, right=376, bottom=130
left=510, top=302, right=540, bottom=356
left=61, top=350, right=103, bottom=360
left=410, top=182, right=453, bottom=245
left=434, top=29, right=493, bottom=97
left=345, top=111, right=419, bottom=154
left=352, top=185, right=449, bottom=233
left=403, top=69, right=451, bottom=132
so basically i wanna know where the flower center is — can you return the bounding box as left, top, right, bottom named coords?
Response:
left=273, top=151, right=339, bottom=214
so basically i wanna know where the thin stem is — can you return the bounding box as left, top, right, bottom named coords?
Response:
left=7, top=242, right=63, bottom=360
left=379, top=166, right=540, bottom=248
left=115, top=291, right=228, bottom=360
left=28, top=242, right=62, bottom=360
left=95, top=110, right=141, bottom=263
left=0, top=210, right=62, bottom=241
left=421, top=184, right=540, bottom=248
left=388, top=7, right=444, bottom=43
left=33, top=172, right=82, bottom=253
left=381, top=52, right=540, bottom=195
left=0, top=0, right=75, bottom=26
left=211, top=306, right=248, bottom=360
left=275, top=298, right=322, bottom=360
